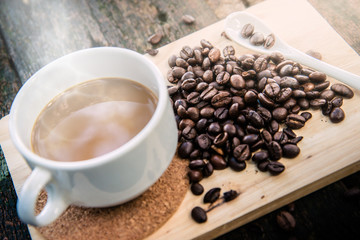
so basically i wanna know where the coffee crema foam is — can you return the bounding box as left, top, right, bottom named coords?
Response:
left=31, top=78, right=158, bottom=162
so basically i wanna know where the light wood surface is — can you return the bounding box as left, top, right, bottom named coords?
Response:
left=1, top=0, right=360, bottom=239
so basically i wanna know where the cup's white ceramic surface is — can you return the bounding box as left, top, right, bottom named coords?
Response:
left=9, top=47, right=178, bottom=227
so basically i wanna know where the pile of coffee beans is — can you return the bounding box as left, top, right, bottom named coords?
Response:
left=241, top=23, right=276, bottom=49
left=166, top=39, right=354, bottom=222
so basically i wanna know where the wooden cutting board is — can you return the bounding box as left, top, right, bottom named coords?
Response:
left=1, top=0, right=360, bottom=239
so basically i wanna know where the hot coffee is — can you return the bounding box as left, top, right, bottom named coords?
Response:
left=31, top=77, right=158, bottom=162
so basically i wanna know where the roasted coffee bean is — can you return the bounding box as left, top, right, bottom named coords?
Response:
left=250, top=32, right=265, bottom=46
left=268, top=120, right=280, bottom=134
left=268, top=161, right=285, bottom=175
left=257, top=107, right=272, bottom=123
left=276, top=211, right=296, bottom=231
left=297, top=98, right=310, bottom=110
left=280, top=77, right=300, bottom=89
left=188, top=169, right=203, bottom=182
left=246, top=110, right=265, bottom=129
left=300, top=112, right=312, bottom=121
left=258, top=92, right=276, bottom=108
left=252, top=150, right=269, bottom=163
left=180, top=46, right=194, bottom=60
left=194, top=49, right=203, bottom=64
left=283, top=98, right=297, bottom=110
left=244, top=90, right=258, bottom=104
left=273, top=131, right=288, bottom=145
left=191, top=183, right=204, bottom=195
left=213, top=132, right=228, bottom=147
left=203, top=69, right=213, bottom=83
left=211, top=91, right=232, bottom=107
left=196, top=118, right=208, bottom=132
left=292, top=89, right=306, bottom=98
left=309, top=71, right=326, bottom=83
left=168, top=85, right=179, bottom=96
left=210, top=154, right=227, bottom=169
left=267, top=141, right=283, bottom=160
left=187, top=92, right=201, bottom=105
left=223, top=45, right=235, bottom=57
left=228, top=156, right=246, bottom=171
left=287, top=136, right=303, bottom=144
left=200, top=39, right=213, bottom=49
left=276, top=60, right=293, bottom=72
left=204, top=187, right=221, bottom=203
left=310, top=98, right=326, bottom=109
left=242, top=134, right=260, bottom=145
left=331, top=83, right=354, bottom=98
left=172, top=66, right=186, bottom=79
left=321, top=101, right=333, bottom=116
left=200, top=86, right=218, bottom=101
left=200, top=107, right=215, bottom=118
left=233, top=144, right=251, bottom=161
left=230, top=74, right=246, bottom=89
left=208, top=47, right=221, bottom=63
left=283, top=127, right=297, bottom=138
left=257, top=160, right=270, bottom=172
left=181, top=71, right=196, bottom=81
left=229, top=103, right=240, bottom=118
left=264, top=82, right=281, bottom=98
left=182, top=126, right=197, bottom=140
left=189, top=149, right=202, bottom=160
left=189, top=159, right=206, bottom=169
left=285, top=114, right=306, bottom=129
left=193, top=66, right=204, bottom=77
left=329, top=107, right=345, bottom=123
left=178, top=141, right=194, bottom=158
left=216, top=71, right=230, bottom=85
left=264, top=33, right=276, bottom=48
left=168, top=55, right=177, bottom=67
left=191, top=206, right=207, bottom=223
left=282, top=144, right=300, bottom=158
left=319, top=89, right=335, bottom=101
left=187, top=107, right=200, bottom=121
left=330, top=96, right=343, bottom=107
left=279, top=64, right=293, bottom=77
left=306, top=49, right=322, bottom=60
left=223, top=123, right=237, bottom=137
left=294, top=75, right=309, bottom=84
left=222, top=190, right=239, bottom=202
left=276, top=87, right=292, bottom=102
left=246, top=125, right=260, bottom=134
left=195, top=82, right=208, bottom=92
left=272, top=107, right=288, bottom=122
left=208, top=122, right=222, bottom=135
left=261, top=129, right=273, bottom=143
left=202, top=162, right=214, bottom=177
left=202, top=57, right=211, bottom=70
left=176, top=57, right=189, bottom=68
left=196, top=134, right=211, bottom=149
left=313, top=81, right=330, bottom=91
left=254, top=57, right=268, bottom=72
left=214, top=107, right=228, bottom=120
left=241, top=23, right=254, bottom=38
left=147, top=32, right=163, bottom=45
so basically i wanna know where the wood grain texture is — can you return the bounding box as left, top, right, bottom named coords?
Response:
left=1, top=0, right=360, bottom=239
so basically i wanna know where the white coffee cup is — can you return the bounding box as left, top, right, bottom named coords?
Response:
left=9, top=47, right=178, bottom=227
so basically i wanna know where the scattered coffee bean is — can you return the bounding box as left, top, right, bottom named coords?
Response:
left=268, top=161, right=285, bottom=175
left=282, top=144, right=300, bottom=158
left=228, top=156, right=247, bottom=171
left=191, top=206, right=207, bottom=223
left=331, top=83, right=354, bottom=98
left=204, top=187, right=221, bottom=204
left=147, top=32, right=163, bottom=45
left=223, top=190, right=239, bottom=202
left=145, top=48, right=159, bottom=56
left=191, top=183, right=204, bottom=195
left=329, top=107, right=345, bottom=123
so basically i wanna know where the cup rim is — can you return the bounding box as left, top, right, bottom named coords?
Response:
left=9, top=47, right=168, bottom=170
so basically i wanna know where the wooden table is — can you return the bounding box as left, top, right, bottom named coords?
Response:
left=0, top=0, right=359, bottom=239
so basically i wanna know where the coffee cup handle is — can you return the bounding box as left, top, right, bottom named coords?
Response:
left=17, top=167, right=69, bottom=226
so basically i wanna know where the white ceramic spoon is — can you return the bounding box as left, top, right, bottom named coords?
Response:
left=224, top=11, right=360, bottom=90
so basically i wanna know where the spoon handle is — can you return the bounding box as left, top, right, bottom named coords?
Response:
left=282, top=45, right=360, bottom=90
